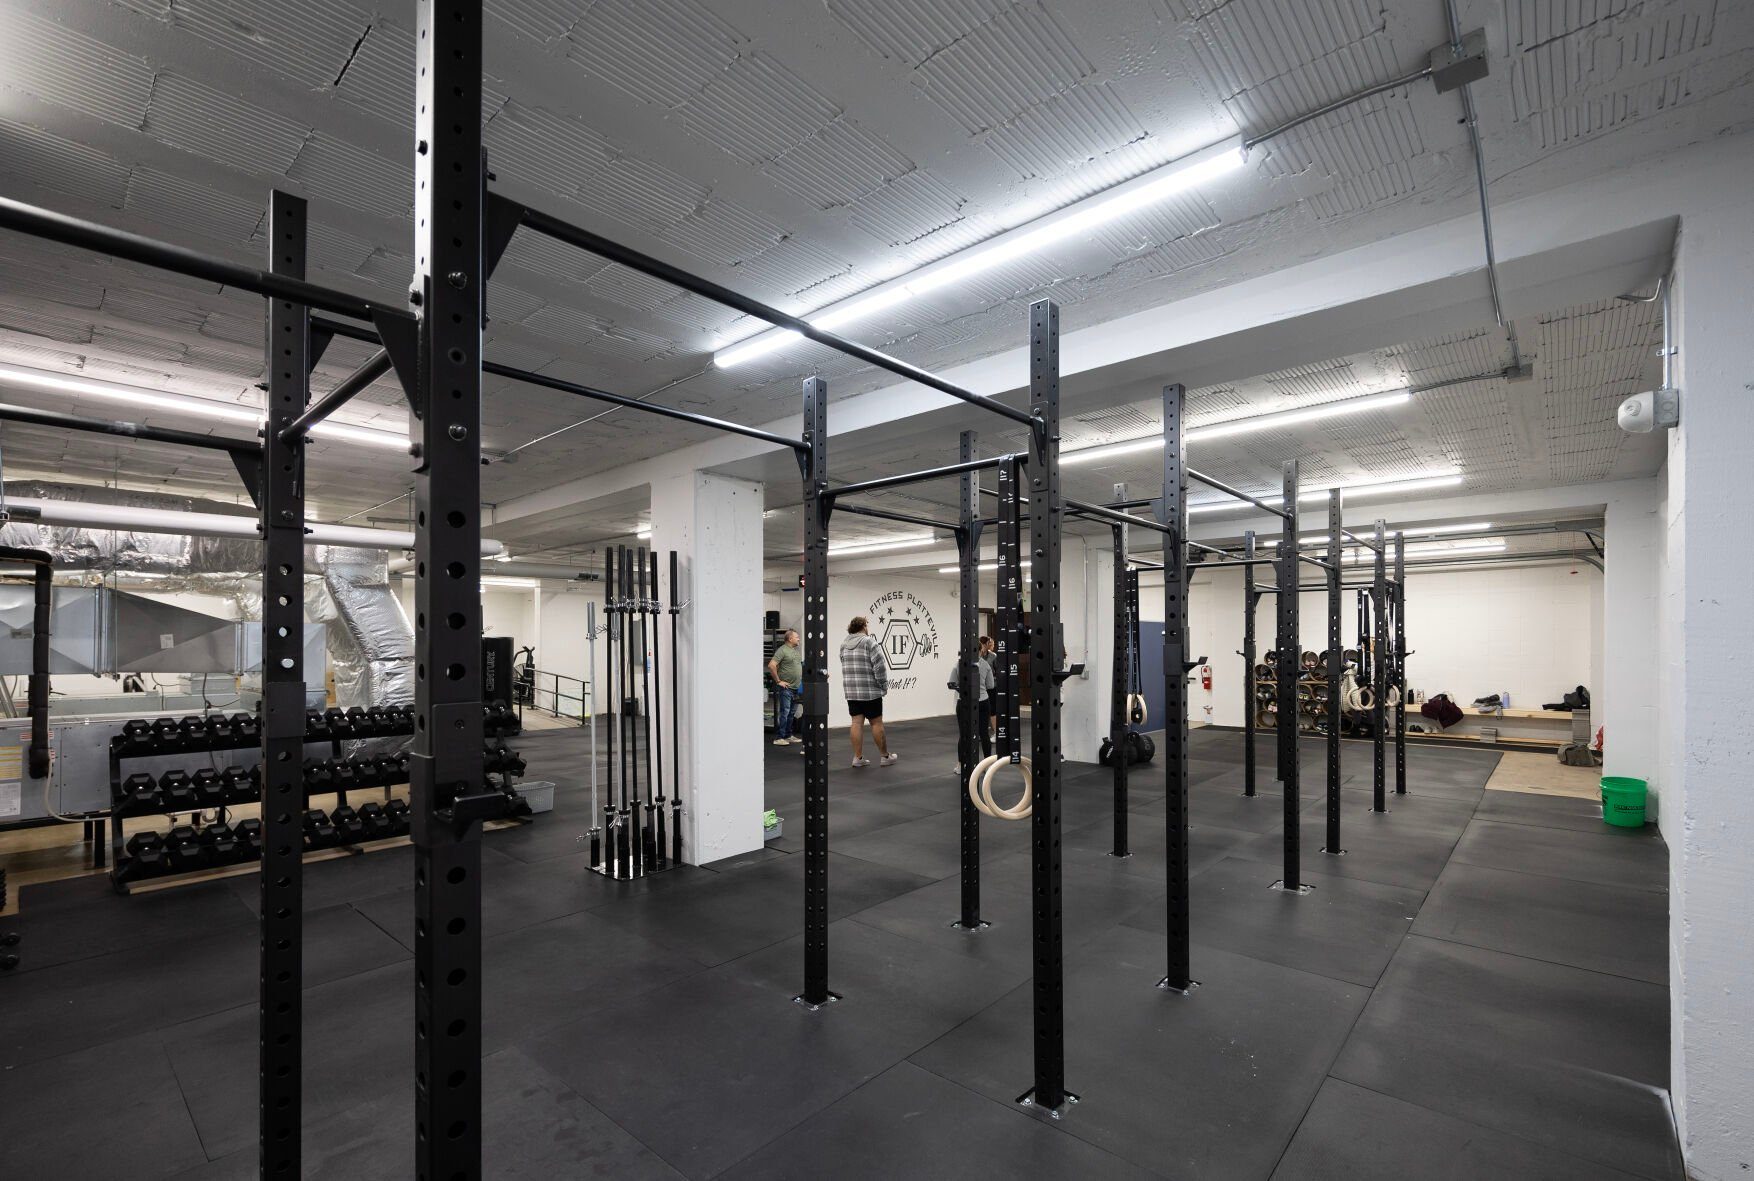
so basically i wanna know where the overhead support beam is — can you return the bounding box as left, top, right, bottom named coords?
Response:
left=828, top=455, right=1016, bottom=500
left=0, top=196, right=407, bottom=326
left=507, top=198, right=1038, bottom=429
left=828, top=502, right=959, bottom=534
left=1187, top=467, right=1293, bottom=521
left=0, top=402, right=262, bottom=456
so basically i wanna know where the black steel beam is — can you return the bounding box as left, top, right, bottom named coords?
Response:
left=1394, top=532, right=1408, bottom=795
left=1276, top=460, right=1303, bottom=892
left=303, top=315, right=806, bottom=454
left=1066, top=497, right=1172, bottom=535
left=0, top=196, right=404, bottom=326
left=797, top=377, right=833, bottom=1008
left=279, top=350, right=392, bottom=441
left=0, top=402, right=263, bottom=456
left=483, top=360, right=807, bottom=453
left=258, top=189, right=310, bottom=1179
left=516, top=202, right=1037, bottom=429
left=1324, top=490, right=1343, bottom=856
left=1372, top=520, right=1387, bottom=813
left=1187, top=467, right=1292, bottom=521
left=829, top=502, right=959, bottom=534
left=1023, top=300, right=1068, bottom=1113
left=1109, top=512, right=1129, bottom=859
left=830, top=454, right=1014, bottom=500
left=408, top=5, right=489, bottom=1175
left=1159, top=384, right=1192, bottom=992
left=955, top=430, right=984, bottom=931
left=1241, top=531, right=1257, bottom=799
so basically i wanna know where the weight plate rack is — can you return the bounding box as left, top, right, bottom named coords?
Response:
left=107, top=703, right=526, bottom=892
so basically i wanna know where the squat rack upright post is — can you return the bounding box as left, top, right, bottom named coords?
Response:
left=1323, top=490, right=1343, bottom=856
left=1275, top=461, right=1306, bottom=893
left=955, top=430, right=985, bottom=930
left=1109, top=483, right=1130, bottom=859
left=798, top=377, right=832, bottom=1008
left=1158, top=384, right=1193, bottom=991
left=1372, top=520, right=1388, bottom=812
left=1394, top=532, right=1408, bottom=795
left=1240, top=532, right=1258, bottom=798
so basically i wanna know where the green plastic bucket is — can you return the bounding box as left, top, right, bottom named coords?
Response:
left=1600, top=777, right=1648, bottom=828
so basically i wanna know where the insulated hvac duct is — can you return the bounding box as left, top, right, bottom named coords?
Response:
left=0, top=481, right=504, bottom=565
left=319, top=547, right=413, bottom=755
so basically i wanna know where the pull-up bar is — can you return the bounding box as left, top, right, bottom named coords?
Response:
left=1186, top=468, right=1292, bottom=520
left=830, top=501, right=959, bottom=534
left=0, top=402, right=262, bottom=456
left=828, top=454, right=1015, bottom=500
left=511, top=201, right=1038, bottom=430
left=1065, top=498, right=1173, bottom=536
left=0, top=197, right=406, bottom=326
left=306, top=316, right=808, bottom=454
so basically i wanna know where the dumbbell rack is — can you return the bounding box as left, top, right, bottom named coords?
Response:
left=1248, top=652, right=1375, bottom=739
left=107, top=705, right=528, bottom=893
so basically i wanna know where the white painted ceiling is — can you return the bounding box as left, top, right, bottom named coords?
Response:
left=0, top=0, right=1743, bottom=548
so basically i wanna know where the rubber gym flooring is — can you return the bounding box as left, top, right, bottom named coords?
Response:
left=0, top=719, right=1676, bottom=1179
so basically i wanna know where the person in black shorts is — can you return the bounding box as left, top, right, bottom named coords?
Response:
left=839, top=616, right=896, bottom=767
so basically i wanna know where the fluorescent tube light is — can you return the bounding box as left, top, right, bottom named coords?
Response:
left=828, top=535, right=937, bottom=556
left=1187, top=473, right=1463, bottom=515
left=714, top=137, right=1246, bottom=369
left=1062, top=389, right=1414, bottom=467
left=0, top=364, right=410, bottom=451
left=938, top=562, right=1032, bottom=574
left=1345, top=539, right=1504, bottom=563
left=481, top=576, right=540, bottom=588
left=1251, top=521, right=1495, bottom=547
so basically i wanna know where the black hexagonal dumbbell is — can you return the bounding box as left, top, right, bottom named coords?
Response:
left=329, top=805, right=364, bottom=844
left=220, top=765, right=257, bottom=805
left=121, top=772, right=162, bottom=813
left=191, top=768, right=225, bottom=811
left=323, top=708, right=353, bottom=738
left=383, top=798, right=411, bottom=836
left=302, top=809, right=338, bottom=850
left=163, top=824, right=209, bottom=872
left=121, top=718, right=155, bottom=751
left=356, top=801, right=392, bottom=841
left=303, top=758, right=334, bottom=793
left=230, top=712, right=261, bottom=742
left=150, top=717, right=183, bottom=748
left=178, top=715, right=209, bottom=745
left=199, top=823, right=239, bottom=864
left=345, top=706, right=373, bottom=736
left=124, top=831, right=167, bottom=874
left=329, top=760, right=359, bottom=794
left=235, top=818, right=263, bottom=860
left=159, top=770, right=197, bottom=813
left=204, top=713, right=234, bottom=743
left=348, top=757, right=380, bottom=790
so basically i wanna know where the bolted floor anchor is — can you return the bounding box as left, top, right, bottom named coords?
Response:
left=1270, top=880, right=1315, bottom=895
left=1016, top=1088, right=1080, bottom=1120
left=791, top=992, right=841, bottom=1012
left=948, top=918, right=991, bottom=932
left=1157, top=977, right=1202, bottom=996
left=1321, top=847, right=1347, bottom=856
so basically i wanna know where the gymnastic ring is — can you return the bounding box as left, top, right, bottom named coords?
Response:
left=967, top=754, right=1032, bottom=820
left=1356, top=686, right=1375, bottom=710
left=1127, top=693, right=1148, bottom=726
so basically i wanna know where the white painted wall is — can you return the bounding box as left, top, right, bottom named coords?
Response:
left=1661, top=182, right=1754, bottom=1181
left=1144, top=563, right=1599, bottom=730
left=819, top=571, right=959, bottom=725
left=1602, top=483, right=1662, bottom=795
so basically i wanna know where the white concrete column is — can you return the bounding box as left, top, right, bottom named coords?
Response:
left=650, top=470, right=766, bottom=865
left=1599, top=481, right=1660, bottom=799
left=1667, top=189, right=1754, bottom=1181
left=1061, top=537, right=1113, bottom=764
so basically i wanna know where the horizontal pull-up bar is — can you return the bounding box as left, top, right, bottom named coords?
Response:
left=0, top=401, right=262, bottom=456
left=829, top=454, right=1016, bottom=499
left=0, top=197, right=405, bottom=326
left=307, top=317, right=807, bottom=454
left=830, top=501, right=959, bottom=534
left=280, top=351, right=392, bottom=442
left=511, top=201, right=1037, bottom=430
left=483, top=361, right=807, bottom=453
left=1186, top=467, right=1291, bottom=521
left=1341, top=527, right=1383, bottom=552
left=1065, top=498, right=1172, bottom=536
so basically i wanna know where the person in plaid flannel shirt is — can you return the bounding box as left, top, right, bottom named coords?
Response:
left=839, top=616, right=897, bottom=768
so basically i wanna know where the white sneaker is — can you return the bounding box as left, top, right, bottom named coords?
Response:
left=773, top=738, right=790, bottom=746
left=787, top=736, right=803, bottom=744
left=880, top=753, right=899, bottom=767
left=851, top=758, right=870, bottom=768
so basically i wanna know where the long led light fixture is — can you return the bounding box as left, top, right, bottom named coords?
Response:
left=829, top=535, right=937, bottom=556
left=1187, top=473, right=1463, bottom=515
left=1344, top=539, right=1504, bottom=563
left=1062, top=388, right=1414, bottom=467
left=0, top=364, right=409, bottom=450
left=1251, top=521, right=1494, bottom=547
left=938, top=562, right=1032, bottom=574
left=714, top=137, right=1247, bottom=369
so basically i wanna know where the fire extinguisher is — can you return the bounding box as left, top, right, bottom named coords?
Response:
left=1200, top=663, right=1213, bottom=691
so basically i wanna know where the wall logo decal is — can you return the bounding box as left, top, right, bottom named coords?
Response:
left=868, top=589, right=940, bottom=679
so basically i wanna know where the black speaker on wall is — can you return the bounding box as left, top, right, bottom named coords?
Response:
left=764, top=610, right=781, bottom=629
left=481, top=636, right=514, bottom=706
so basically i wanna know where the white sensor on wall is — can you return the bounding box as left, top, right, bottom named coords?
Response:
left=1617, top=388, right=1679, bottom=433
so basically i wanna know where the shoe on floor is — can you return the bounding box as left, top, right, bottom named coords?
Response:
left=880, top=753, right=899, bottom=766
left=851, top=757, right=870, bottom=768
left=773, top=737, right=791, bottom=746
left=787, top=736, right=803, bottom=744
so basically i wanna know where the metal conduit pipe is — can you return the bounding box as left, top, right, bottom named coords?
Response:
left=0, top=496, right=506, bottom=556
